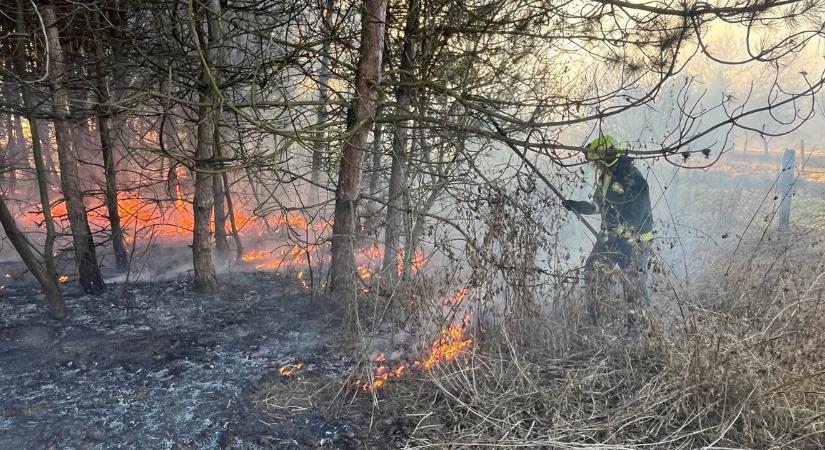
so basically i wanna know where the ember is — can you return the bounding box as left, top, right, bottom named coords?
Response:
left=278, top=362, right=304, bottom=377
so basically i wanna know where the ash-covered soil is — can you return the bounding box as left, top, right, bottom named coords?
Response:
left=0, top=265, right=371, bottom=449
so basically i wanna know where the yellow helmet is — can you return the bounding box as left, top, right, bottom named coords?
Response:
left=585, top=135, right=626, bottom=167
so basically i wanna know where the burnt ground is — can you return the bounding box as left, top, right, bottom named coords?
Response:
left=0, top=264, right=387, bottom=450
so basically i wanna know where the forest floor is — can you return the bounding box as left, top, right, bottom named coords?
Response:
left=0, top=257, right=395, bottom=450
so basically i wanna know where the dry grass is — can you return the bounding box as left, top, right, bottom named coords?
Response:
left=370, top=231, right=825, bottom=449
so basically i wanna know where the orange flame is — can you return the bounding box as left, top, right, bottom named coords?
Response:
left=15, top=188, right=319, bottom=241
left=240, top=250, right=269, bottom=262
left=414, top=315, right=473, bottom=370
left=355, top=290, right=474, bottom=391
left=278, top=361, right=304, bottom=377
left=174, top=185, right=193, bottom=233
left=362, top=244, right=382, bottom=260
left=58, top=275, right=70, bottom=283
left=256, top=245, right=320, bottom=270
left=444, top=287, right=470, bottom=306
left=357, top=264, right=372, bottom=280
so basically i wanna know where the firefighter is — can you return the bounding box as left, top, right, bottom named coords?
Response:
left=562, top=135, right=654, bottom=333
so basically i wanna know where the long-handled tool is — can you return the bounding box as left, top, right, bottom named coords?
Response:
left=488, top=119, right=600, bottom=238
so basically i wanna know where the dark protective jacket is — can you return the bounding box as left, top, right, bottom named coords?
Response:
left=566, top=157, right=653, bottom=239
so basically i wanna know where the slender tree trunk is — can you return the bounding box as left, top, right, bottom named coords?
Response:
left=190, top=0, right=219, bottom=292
left=43, top=5, right=106, bottom=295
left=207, top=0, right=229, bottom=263
left=0, top=113, right=11, bottom=187
left=212, top=163, right=229, bottom=260
left=382, top=0, right=419, bottom=279
left=14, top=1, right=59, bottom=293
left=223, top=172, right=243, bottom=260
left=193, top=86, right=218, bottom=292
left=368, top=115, right=383, bottom=200
left=36, top=121, right=60, bottom=186
left=364, top=106, right=384, bottom=234
left=329, top=0, right=389, bottom=295
left=94, top=31, right=129, bottom=273
left=0, top=197, right=64, bottom=318
left=310, top=0, right=335, bottom=206
left=362, top=113, right=384, bottom=234
left=6, top=10, right=62, bottom=319
left=8, top=114, right=24, bottom=193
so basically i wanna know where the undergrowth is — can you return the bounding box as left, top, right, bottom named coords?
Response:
left=371, top=231, right=825, bottom=449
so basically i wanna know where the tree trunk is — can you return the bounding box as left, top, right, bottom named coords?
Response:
left=329, top=0, right=389, bottom=296
left=0, top=114, right=10, bottom=187
left=36, top=121, right=60, bottom=187
left=13, top=1, right=60, bottom=309
left=368, top=116, right=384, bottom=199
left=43, top=5, right=106, bottom=295
left=382, top=0, right=419, bottom=279
left=94, top=30, right=129, bottom=273
left=207, top=0, right=229, bottom=261
left=310, top=0, right=335, bottom=206
left=0, top=197, right=65, bottom=318
left=223, top=172, right=243, bottom=260
left=7, top=6, right=63, bottom=314
left=212, top=164, right=229, bottom=260
left=363, top=111, right=384, bottom=233
left=193, top=85, right=219, bottom=292
left=190, top=0, right=219, bottom=292
left=8, top=114, right=24, bottom=193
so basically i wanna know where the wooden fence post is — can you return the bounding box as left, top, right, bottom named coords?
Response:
left=778, top=148, right=796, bottom=232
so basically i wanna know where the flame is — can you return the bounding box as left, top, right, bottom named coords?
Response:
left=355, top=353, right=410, bottom=391
left=355, top=290, right=474, bottom=391
left=18, top=191, right=195, bottom=238
left=336, top=246, right=428, bottom=284
left=240, top=250, right=269, bottom=262
left=58, top=275, right=69, bottom=283
left=402, top=250, right=427, bottom=272
left=14, top=187, right=320, bottom=241
left=362, top=244, right=382, bottom=260
left=414, top=315, right=473, bottom=370
left=239, top=244, right=327, bottom=272
left=269, top=213, right=329, bottom=232
left=357, top=264, right=372, bottom=280
left=278, top=361, right=304, bottom=377
left=297, top=271, right=309, bottom=289
left=444, top=287, right=470, bottom=306
left=174, top=185, right=193, bottom=233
